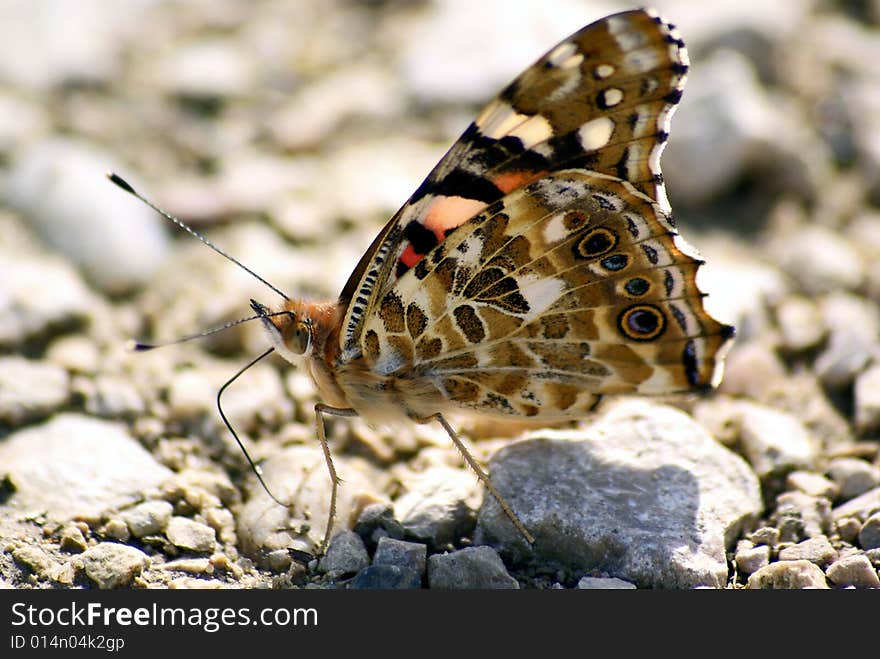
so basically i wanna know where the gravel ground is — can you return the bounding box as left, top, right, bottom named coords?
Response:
left=2, top=0, right=880, bottom=589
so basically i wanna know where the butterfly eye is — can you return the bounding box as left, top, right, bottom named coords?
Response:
left=288, top=321, right=311, bottom=355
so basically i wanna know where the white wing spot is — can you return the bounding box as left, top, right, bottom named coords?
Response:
left=595, top=63, right=615, bottom=78
left=517, top=274, right=565, bottom=322
left=547, top=42, right=578, bottom=67
left=578, top=117, right=614, bottom=151
left=476, top=100, right=528, bottom=140
left=508, top=113, right=554, bottom=147
left=602, top=87, right=624, bottom=108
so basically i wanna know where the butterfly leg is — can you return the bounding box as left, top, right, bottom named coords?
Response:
left=418, top=413, right=535, bottom=545
left=314, top=403, right=358, bottom=554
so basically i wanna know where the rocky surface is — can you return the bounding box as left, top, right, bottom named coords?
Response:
left=1, top=0, right=880, bottom=590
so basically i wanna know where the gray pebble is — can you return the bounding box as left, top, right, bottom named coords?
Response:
left=786, top=471, right=840, bottom=500
left=777, top=536, right=837, bottom=567
left=0, top=414, right=171, bottom=523
left=12, top=545, right=58, bottom=578
left=747, top=560, right=829, bottom=589
left=236, top=446, right=385, bottom=558
left=738, top=402, right=818, bottom=480
left=0, top=357, right=69, bottom=425
left=836, top=517, right=862, bottom=544
left=476, top=400, right=762, bottom=589
left=165, top=517, right=216, bottom=553
left=772, top=491, right=832, bottom=541
left=735, top=540, right=770, bottom=575
left=353, top=503, right=405, bottom=551
left=828, top=458, right=880, bottom=500
left=825, top=554, right=880, bottom=588
left=577, top=576, right=637, bottom=590
left=0, top=243, right=96, bottom=349
left=120, top=500, right=173, bottom=538
left=858, top=513, right=880, bottom=550
left=776, top=297, right=825, bottom=352
left=99, top=518, right=130, bottom=543
left=349, top=564, right=421, bottom=590
left=78, top=542, right=148, bottom=589
left=6, top=138, right=171, bottom=294
left=749, top=526, right=781, bottom=547
left=317, top=530, right=369, bottom=576
left=854, top=364, right=880, bottom=434
left=396, top=466, right=479, bottom=549
left=372, top=537, right=427, bottom=578
left=814, top=294, right=879, bottom=387
left=59, top=524, right=88, bottom=553
left=832, top=486, right=880, bottom=522
left=428, top=546, right=518, bottom=590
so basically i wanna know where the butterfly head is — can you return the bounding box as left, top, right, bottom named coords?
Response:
left=250, top=298, right=312, bottom=360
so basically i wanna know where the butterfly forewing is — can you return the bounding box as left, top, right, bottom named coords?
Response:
left=329, top=7, right=733, bottom=427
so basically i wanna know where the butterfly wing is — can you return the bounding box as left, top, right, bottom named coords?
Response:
left=336, top=8, right=690, bottom=358
left=359, top=170, right=733, bottom=418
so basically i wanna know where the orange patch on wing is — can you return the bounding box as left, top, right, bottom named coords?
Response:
left=424, top=196, right=487, bottom=239
left=400, top=245, right=420, bottom=268
left=492, top=170, right=547, bottom=194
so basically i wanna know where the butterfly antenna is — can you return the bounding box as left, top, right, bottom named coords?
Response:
left=128, top=314, right=266, bottom=351
left=218, top=347, right=293, bottom=508
left=106, top=171, right=290, bottom=301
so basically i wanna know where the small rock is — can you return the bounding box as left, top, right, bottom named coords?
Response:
left=121, top=500, right=174, bottom=538
left=317, top=530, right=369, bottom=576
left=577, top=576, right=637, bottom=589
left=714, top=343, right=788, bottom=402
left=6, top=138, right=170, bottom=294
left=747, top=560, right=829, bottom=589
left=773, top=492, right=832, bottom=541
left=0, top=357, right=69, bottom=425
left=428, top=546, right=518, bottom=589
left=749, top=526, right=781, bottom=547
left=59, top=524, right=88, bottom=553
left=825, top=554, right=880, bottom=589
left=12, top=545, right=57, bottom=578
left=372, top=537, right=427, bottom=578
left=0, top=414, right=172, bottom=522
left=776, top=296, right=826, bottom=351
left=828, top=458, right=880, bottom=500
left=349, top=564, right=422, bottom=589
left=814, top=293, right=879, bottom=388
left=476, top=400, right=762, bottom=589
left=735, top=540, right=770, bottom=575
left=166, top=517, right=216, bottom=553
left=395, top=466, right=480, bottom=549
left=99, top=518, right=130, bottom=543
left=236, top=446, right=386, bottom=558
left=78, top=542, right=148, bottom=589
left=777, top=536, right=837, bottom=567
left=854, top=364, right=880, bottom=434
left=0, top=240, right=96, bottom=350
left=786, top=471, right=840, bottom=500
left=46, top=335, right=100, bottom=374
left=859, top=513, right=880, bottom=550
left=84, top=375, right=146, bottom=419
left=832, top=487, right=880, bottom=523
left=780, top=227, right=865, bottom=296
left=353, top=503, right=405, bottom=551
left=836, top=517, right=862, bottom=544
left=738, top=403, right=819, bottom=481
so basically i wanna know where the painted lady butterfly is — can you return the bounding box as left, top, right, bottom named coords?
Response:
left=113, top=8, right=734, bottom=551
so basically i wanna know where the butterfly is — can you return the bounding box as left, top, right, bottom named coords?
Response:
left=114, top=8, right=733, bottom=553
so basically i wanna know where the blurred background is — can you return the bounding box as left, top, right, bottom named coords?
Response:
left=2, top=0, right=880, bottom=587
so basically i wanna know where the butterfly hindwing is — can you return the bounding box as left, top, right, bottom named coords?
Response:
left=359, top=171, right=731, bottom=418
left=337, top=8, right=689, bottom=356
